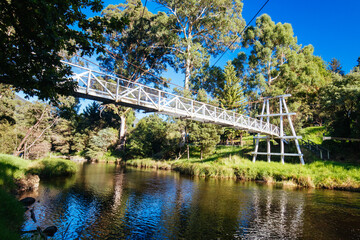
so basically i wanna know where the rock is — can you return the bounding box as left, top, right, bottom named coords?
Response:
left=15, top=174, right=40, bottom=193
left=20, top=197, right=36, bottom=206
left=43, top=226, right=58, bottom=237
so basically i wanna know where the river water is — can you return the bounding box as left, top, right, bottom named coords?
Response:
left=21, top=163, right=360, bottom=239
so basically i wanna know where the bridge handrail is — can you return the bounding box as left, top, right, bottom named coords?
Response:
left=62, top=61, right=280, bottom=136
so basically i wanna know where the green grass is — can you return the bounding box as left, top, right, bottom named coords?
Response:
left=0, top=154, right=79, bottom=238
left=299, top=126, right=326, bottom=144
left=27, top=158, right=78, bottom=178
left=0, top=154, right=30, bottom=188
left=126, top=145, right=360, bottom=191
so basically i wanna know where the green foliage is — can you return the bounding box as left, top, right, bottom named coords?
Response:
left=97, top=0, right=176, bottom=86
left=242, top=14, right=331, bottom=127
left=299, top=126, right=326, bottom=145
left=321, top=70, right=360, bottom=138
left=154, top=0, right=245, bottom=89
left=27, top=159, right=78, bottom=178
left=85, top=128, right=118, bottom=160
left=0, top=189, right=24, bottom=240
left=0, top=0, right=106, bottom=100
left=127, top=114, right=182, bottom=159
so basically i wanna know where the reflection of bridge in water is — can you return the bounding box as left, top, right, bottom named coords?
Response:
left=63, top=61, right=304, bottom=164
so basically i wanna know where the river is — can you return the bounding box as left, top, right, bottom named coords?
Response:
left=21, top=163, right=360, bottom=239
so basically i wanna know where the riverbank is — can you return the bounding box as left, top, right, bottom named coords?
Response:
left=0, top=154, right=79, bottom=239
left=126, top=146, right=360, bottom=192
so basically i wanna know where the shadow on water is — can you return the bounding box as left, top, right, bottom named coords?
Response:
left=21, top=163, right=360, bottom=239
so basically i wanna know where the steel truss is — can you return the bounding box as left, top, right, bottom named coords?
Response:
left=63, top=61, right=280, bottom=136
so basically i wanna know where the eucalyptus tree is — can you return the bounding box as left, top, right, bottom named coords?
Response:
left=94, top=0, right=176, bottom=149
left=154, top=0, right=246, bottom=89
left=242, top=14, right=331, bottom=126
left=243, top=14, right=298, bottom=94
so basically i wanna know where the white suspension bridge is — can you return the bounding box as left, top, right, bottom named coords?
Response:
left=64, top=61, right=304, bottom=164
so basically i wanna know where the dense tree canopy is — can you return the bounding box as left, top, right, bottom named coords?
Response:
left=0, top=0, right=109, bottom=100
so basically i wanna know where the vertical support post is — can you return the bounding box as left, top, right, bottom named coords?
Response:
left=253, top=99, right=266, bottom=163
left=86, top=71, right=91, bottom=94
left=282, top=98, right=305, bottom=165
left=279, top=97, right=285, bottom=164
left=320, top=150, right=323, bottom=160
left=266, top=100, right=271, bottom=162
left=137, top=86, right=141, bottom=104
left=191, top=100, right=194, bottom=117
left=116, top=79, right=119, bottom=102
left=327, top=150, right=330, bottom=160
left=158, top=90, right=161, bottom=110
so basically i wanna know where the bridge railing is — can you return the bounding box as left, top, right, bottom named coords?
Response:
left=63, top=61, right=280, bottom=136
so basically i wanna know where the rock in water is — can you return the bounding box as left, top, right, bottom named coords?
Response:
left=43, top=226, right=58, bottom=237
left=20, top=197, right=36, bottom=206
left=15, top=174, right=40, bottom=193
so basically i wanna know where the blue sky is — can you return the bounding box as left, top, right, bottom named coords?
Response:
left=87, top=0, right=360, bottom=88
left=20, top=0, right=360, bottom=113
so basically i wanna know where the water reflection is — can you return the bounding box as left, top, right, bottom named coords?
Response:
left=22, top=163, right=360, bottom=239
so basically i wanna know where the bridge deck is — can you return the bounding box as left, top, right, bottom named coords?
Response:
left=64, top=61, right=280, bottom=137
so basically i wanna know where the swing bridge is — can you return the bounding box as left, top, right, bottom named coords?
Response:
left=64, top=61, right=304, bottom=164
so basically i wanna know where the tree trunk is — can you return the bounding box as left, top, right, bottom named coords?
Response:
left=200, top=147, right=203, bottom=160
left=184, top=42, right=192, bottom=90
left=187, top=144, right=189, bottom=160
left=240, top=132, right=243, bottom=146
left=117, top=115, right=127, bottom=151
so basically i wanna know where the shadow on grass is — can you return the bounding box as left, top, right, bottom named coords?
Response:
left=0, top=162, right=24, bottom=190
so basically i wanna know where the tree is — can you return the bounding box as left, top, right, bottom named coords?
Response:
left=242, top=14, right=331, bottom=127
left=321, top=71, right=360, bottom=138
left=0, top=0, right=106, bottom=100
left=95, top=0, right=176, bottom=149
left=126, top=114, right=182, bottom=159
left=188, top=89, right=221, bottom=159
left=243, top=14, right=298, bottom=94
left=85, top=128, right=118, bottom=160
left=154, top=0, right=246, bottom=89
left=328, top=58, right=345, bottom=75
left=97, top=0, right=176, bottom=85
left=217, top=61, right=245, bottom=110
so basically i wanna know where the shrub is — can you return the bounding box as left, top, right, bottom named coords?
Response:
left=27, top=159, right=78, bottom=178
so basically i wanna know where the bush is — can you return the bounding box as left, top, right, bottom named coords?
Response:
left=27, top=158, right=78, bottom=178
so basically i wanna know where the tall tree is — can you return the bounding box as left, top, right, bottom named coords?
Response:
left=154, top=0, right=246, bottom=89
left=243, top=14, right=298, bottom=94
left=217, top=61, right=245, bottom=110
left=0, top=0, right=109, bottom=100
left=328, top=58, right=345, bottom=75
left=242, top=14, right=331, bottom=127
left=95, top=0, right=176, bottom=149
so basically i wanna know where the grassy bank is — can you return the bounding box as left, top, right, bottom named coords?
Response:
left=0, top=154, right=79, bottom=238
left=0, top=154, right=78, bottom=183
left=126, top=146, right=360, bottom=191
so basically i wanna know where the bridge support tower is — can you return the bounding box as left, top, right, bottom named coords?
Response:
left=252, top=95, right=304, bottom=165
